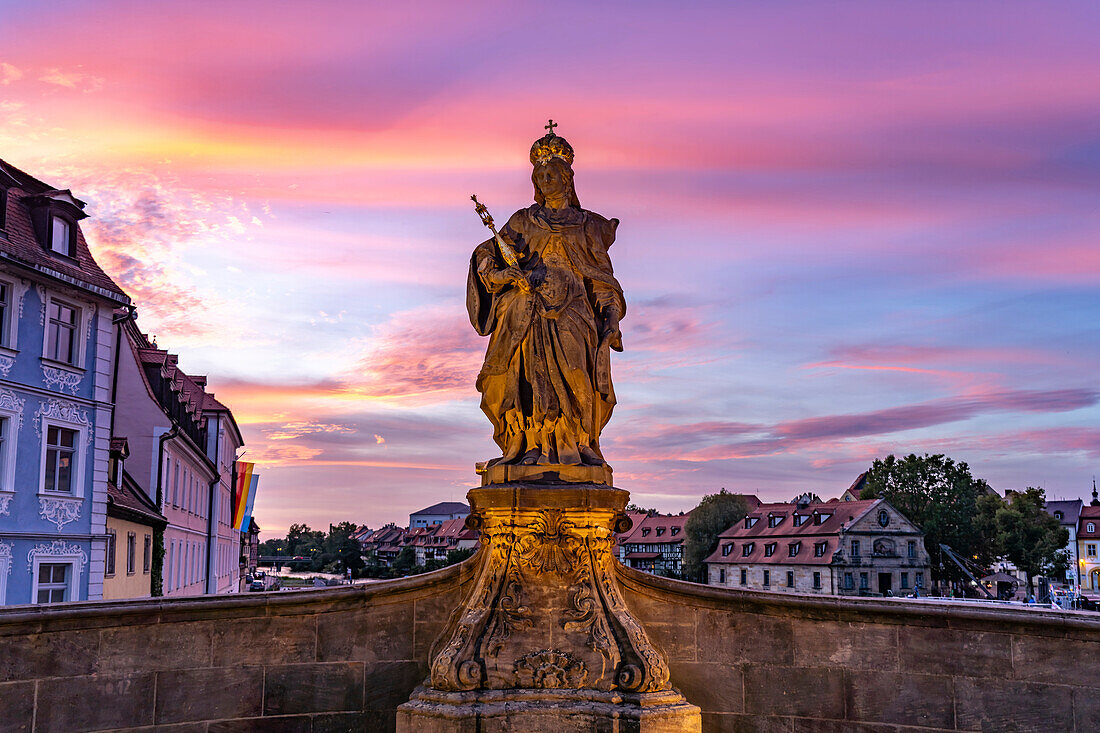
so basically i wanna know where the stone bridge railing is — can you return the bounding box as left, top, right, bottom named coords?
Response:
left=0, top=558, right=1096, bottom=732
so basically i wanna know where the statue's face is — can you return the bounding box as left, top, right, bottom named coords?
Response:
left=534, top=159, right=572, bottom=204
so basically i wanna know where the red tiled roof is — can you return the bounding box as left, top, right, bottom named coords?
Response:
left=1080, top=506, right=1100, bottom=538
left=704, top=499, right=881, bottom=565
left=0, top=161, right=128, bottom=301
left=625, top=552, right=661, bottom=560
left=619, top=511, right=692, bottom=546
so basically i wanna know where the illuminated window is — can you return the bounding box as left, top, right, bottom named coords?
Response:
left=44, top=426, right=76, bottom=493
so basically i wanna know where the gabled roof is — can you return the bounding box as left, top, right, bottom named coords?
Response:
left=411, top=501, right=469, bottom=516
left=0, top=159, right=128, bottom=301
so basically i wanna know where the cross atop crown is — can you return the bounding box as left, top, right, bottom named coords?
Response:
left=545, top=119, right=558, bottom=137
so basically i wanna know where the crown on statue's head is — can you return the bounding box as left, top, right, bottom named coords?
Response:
left=530, top=119, right=574, bottom=166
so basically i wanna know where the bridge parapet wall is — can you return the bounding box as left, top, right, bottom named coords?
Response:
left=619, top=565, right=1100, bottom=732
left=0, top=559, right=1097, bottom=732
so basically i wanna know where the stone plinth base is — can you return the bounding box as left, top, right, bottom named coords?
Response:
left=477, top=462, right=613, bottom=486
left=397, top=687, right=701, bottom=732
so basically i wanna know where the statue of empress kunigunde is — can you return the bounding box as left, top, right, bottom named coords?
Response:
left=467, top=121, right=624, bottom=480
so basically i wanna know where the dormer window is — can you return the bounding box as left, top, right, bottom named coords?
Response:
left=744, top=516, right=758, bottom=529
left=656, top=527, right=665, bottom=537
left=1054, top=512, right=1063, bottom=521
left=742, top=542, right=754, bottom=557
left=814, top=512, right=832, bottom=525
left=764, top=542, right=776, bottom=557
left=793, top=514, right=806, bottom=527
left=50, top=215, right=74, bottom=256
left=671, top=527, right=680, bottom=536
left=815, top=542, right=827, bottom=557
left=788, top=542, right=801, bottom=557
left=768, top=515, right=783, bottom=528
left=641, top=528, right=650, bottom=537
left=1089, top=523, right=1096, bottom=534
left=722, top=542, right=733, bottom=556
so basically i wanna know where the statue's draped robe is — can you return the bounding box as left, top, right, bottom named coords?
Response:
left=467, top=205, right=625, bottom=465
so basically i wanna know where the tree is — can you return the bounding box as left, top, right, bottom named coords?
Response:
left=625, top=503, right=658, bottom=515
left=860, top=454, right=995, bottom=583
left=392, top=545, right=418, bottom=575
left=987, top=488, right=1070, bottom=596
left=682, top=489, right=752, bottom=582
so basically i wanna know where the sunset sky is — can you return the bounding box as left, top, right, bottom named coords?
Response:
left=2, top=1, right=1097, bottom=537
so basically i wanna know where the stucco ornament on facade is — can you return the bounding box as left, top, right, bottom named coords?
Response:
left=33, top=398, right=91, bottom=446
left=0, top=355, right=13, bottom=378
left=39, top=496, right=82, bottom=532
left=0, top=493, right=12, bottom=516
left=0, top=387, right=25, bottom=430
left=0, top=541, right=11, bottom=573
left=41, top=365, right=83, bottom=395
left=26, top=539, right=87, bottom=572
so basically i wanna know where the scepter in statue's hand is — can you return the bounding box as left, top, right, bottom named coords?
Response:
left=471, top=195, right=530, bottom=292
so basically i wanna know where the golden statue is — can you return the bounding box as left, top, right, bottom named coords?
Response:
left=467, top=123, right=625, bottom=482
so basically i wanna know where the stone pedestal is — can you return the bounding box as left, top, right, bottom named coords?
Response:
left=396, top=482, right=699, bottom=732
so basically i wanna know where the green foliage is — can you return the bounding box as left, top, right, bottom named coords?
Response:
left=392, top=545, right=418, bottom=575
left=985, top=487, right=1070, bottom=594
left=625, top=503, right=658, bottom=514
left=682, top=489, right=752, bottom=582
left=860, top=454, right=995, bottom=582
left=151, top=526, right=165, bottom=597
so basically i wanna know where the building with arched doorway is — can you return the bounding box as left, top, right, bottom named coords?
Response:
left=1079, top=499, right=1100, bottom=597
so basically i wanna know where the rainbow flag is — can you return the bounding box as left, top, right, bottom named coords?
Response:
left=232, top=462, right=255, bottom=531
left=241, top=473, right=259, bottom=534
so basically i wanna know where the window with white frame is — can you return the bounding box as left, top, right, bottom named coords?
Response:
left=0, top=546, right=9, bottom=605
left=35, top=562, right=71, bottom=604
left=0, top=279, right=10, bottom=347
left=0, top=415, right=10, bottom=493
left=45, top=299, right=80, bottom=365
left=1088, top=523, right=1096, bottom=534
left=50, top=216, right=73, bottom=256
left=43, top=426, right=77, bottom=493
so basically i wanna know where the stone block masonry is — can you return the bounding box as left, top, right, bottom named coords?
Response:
left=0, top=556, right=1097, bottom=732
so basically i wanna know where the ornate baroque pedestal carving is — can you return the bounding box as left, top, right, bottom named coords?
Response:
left=397, top=483, right=700, bottom=732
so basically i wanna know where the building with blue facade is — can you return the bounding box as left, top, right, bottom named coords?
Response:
left=0, top=160, right=130, bottom=605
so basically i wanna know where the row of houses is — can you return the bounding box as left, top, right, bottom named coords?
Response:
left=0, top=159, right=249, bottom=606
left=352, top=502, right=477, bottom=567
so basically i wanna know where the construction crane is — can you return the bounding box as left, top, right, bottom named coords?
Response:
left=939, top=544, right=996, bottom=599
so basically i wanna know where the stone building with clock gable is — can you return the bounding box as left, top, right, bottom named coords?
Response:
left=706, top=494, right=931, bottom=596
